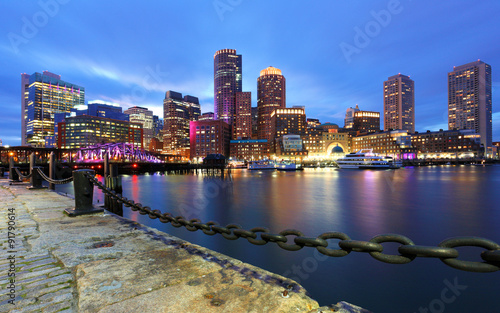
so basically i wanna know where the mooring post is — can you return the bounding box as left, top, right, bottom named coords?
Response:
left=9, top=157, right=20, bottom=182
left=49, top=152, right=55, bottom=190
left=110, top=164, right=123, bottom=216
left=65, top=169, right=104, bottom=217
left=28, top=166, right=46, bottom=190
left=104, top=153, right=110, bottom=210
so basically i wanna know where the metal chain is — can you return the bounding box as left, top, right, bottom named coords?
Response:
left=84, top=172, right=500, bottom=273
left=14, top=167, right=33, bottom=179
left=35, top=168, right=74, bottom=185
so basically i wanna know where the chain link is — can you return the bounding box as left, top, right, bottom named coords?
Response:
left=83, top=172, right=500, bottom=273
left=14, top=167, right=33, bottom=179
left=36, top=168, right=74, bottom=184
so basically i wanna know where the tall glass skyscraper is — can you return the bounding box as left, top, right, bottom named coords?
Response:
left=214, top=49, right=242, bottom=125
left=257, top=66, right=286, bottom=143
left=124, top=106, right=155, bottom=150
left=21, top=71, right=85, bottom=147
left=162, top=91, right=201, bottom=158
left=448, top=60, right=492, bottom=152
left=383, top=74, right=415, bottom=133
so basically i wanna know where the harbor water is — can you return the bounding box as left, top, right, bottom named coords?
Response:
left=57, top=165, right=500, bottom=313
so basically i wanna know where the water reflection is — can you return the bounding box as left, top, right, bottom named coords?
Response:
left=55, top=165, right=500, bottom=313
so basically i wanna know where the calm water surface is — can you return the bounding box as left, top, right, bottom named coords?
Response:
left=58, top=165, right=500, bottom=313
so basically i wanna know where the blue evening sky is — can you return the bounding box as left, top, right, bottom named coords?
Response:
left=1, top=0, right=499, bottom=146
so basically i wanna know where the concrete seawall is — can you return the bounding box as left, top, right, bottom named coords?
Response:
left=0, top=180, right=370, bottom=312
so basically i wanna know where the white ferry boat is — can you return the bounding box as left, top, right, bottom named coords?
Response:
left=336, top=150, right=401, bottom=169
left=247, top=160, right=276, bottom=170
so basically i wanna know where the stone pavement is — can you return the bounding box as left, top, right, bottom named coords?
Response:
left=0, top=180, right=370, bottom=313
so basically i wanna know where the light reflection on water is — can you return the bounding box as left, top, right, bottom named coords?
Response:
left=56, top=166, right=500, bottom=313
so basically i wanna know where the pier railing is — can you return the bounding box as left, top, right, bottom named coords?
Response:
left=4, top=154, right=499, bottom=273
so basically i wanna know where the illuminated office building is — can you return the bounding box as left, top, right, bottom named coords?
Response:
left=199, top=112, right=215, bottom=121
left=257, top=66, right=286, bottom=142
left=21, top=71, right=85, bottom=147
left=162, top=91, right=201, bottom=158
left=124, top=106, right=155, bottom=151
left=57, top=115, right=142, bottom=149
left=344, top=105, right=360, bottom=129
left=214, top=49, right=242, bottom=125
left=190, top=120, right=231, bottom=159
left=448, top=60, right=492, bottom=152
left=353, top=111, right=380, bottom=133
left=233, top=92, right=252, bottom=139
left=384, top=74, right=415, bottom=133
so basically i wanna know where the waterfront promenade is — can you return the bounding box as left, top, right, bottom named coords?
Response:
left=0, top=180, right=369, bottom=313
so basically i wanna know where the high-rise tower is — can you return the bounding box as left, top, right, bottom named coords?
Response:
left=383, top=74, right=415, bottom=133
left=162, top=91, right=201, bottom=158
left=448, top=60, right=492, bottom=151
left=214, top=49, right=242, bottom=125
left=257, top=66, right=286, bottom=143
left=22, top=71, right=85, bottom=147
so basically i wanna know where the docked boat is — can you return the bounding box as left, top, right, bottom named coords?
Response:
left=276, top=161, right=303, bottom=171
left=247, top=160, right=276, bottom=170
left=336, top=150, right=401, bottom=169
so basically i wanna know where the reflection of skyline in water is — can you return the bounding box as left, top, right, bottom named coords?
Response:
left=56, top=166, right=500, bottom=313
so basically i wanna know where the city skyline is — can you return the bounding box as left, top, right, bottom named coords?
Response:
left=1, top=1, right=500, bottom=146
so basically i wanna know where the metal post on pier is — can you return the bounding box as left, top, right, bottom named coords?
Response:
left=28, top=166, right=46, bottom=190
left=109, top=164, right=123, bottom=216
left=104, top=153, right=110, bottom=209
left=9, top=157, right=21, bottom=183
left=65, top=169, right=104, bottom=217
left=49, top=152, right=55, bottom=190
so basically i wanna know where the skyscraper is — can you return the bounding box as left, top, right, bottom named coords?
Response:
left=21, top=71, right=85, bottom=147
left=257, top=66, right=286, bottom=143
left=448, top=60, right=492, bottom=151
left=233, top=92, right=252, bottom=139
left=344, top=104, right=360, bottom=129
left=383, top=74, right=415, bottom=133
left=162, top=91, right=201, bottom=158
left=124, top=106, right=154, bottom=150
left=214, top=49, right=242, bottom=125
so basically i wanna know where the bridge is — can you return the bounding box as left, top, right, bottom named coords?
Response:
left=0, top=143, right=182, bottom=165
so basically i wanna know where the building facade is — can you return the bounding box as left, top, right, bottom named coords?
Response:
left=22, top=71, right=85, bottom=147
left=275, top=134, right=308, bottom=159
left=199, top=112, right=215, bottom=121
left=214, top=49, right=242, bottom=125
left=190, top=120, right=231, bottom=159
left=257, top=66, right=286, bottom=142
left=353, top=110, right=380, bottom=133
left=352, top=130, right=414, bottom=159
left=229, top=139, right=268, bottom=161
left=448, top=60, right=492, bottom=153
left=57, top=115, right=142, bottom=149
left=270, top=107, right=307, bottom=151
left=344, top=105, right=360, bottom=129
left=307, top=118, right=321, bottom=130
left=411, top=129, right=482, bottom=159
left=384, top=74, right=415, bottom=133
left=124, top=106, right=154, bottom=150
left=233, top=92, right=252, bottom=139
left=162, top=91, right=201, bottom=158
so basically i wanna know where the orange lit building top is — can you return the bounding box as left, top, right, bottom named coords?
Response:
left=260, top=66, right=282, bottom=77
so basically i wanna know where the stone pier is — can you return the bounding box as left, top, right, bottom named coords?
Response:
left=0, top=180, right=370, bottom=313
